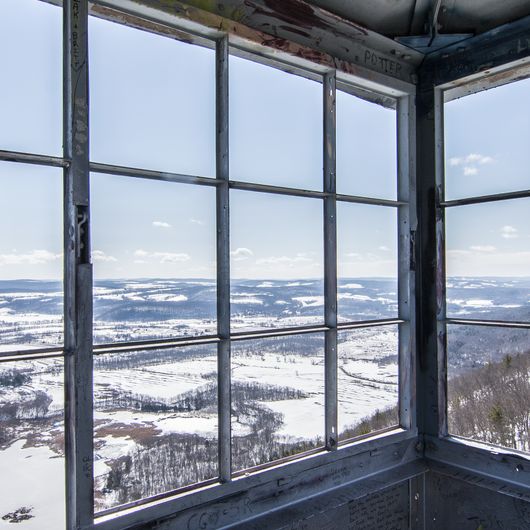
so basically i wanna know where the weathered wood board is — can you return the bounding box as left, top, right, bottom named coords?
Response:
left=426, top=472, right=530, bottom=530
left=226, top=480, right=411, bottom=530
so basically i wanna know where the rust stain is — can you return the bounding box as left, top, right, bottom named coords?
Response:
left=262, top=0, right=328, bottom=30
left=92, top=4, right=195, bottom=45
left=260, top=35, right=291, bottom=51
left=294, top=47, right=327, bottom=63
left=244, top=0, right=367, bottom=40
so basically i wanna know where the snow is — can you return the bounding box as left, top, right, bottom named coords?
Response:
left=93, top=458, right=111, bottom=479
left=123, top=282, right=161, bottom=289
left=448, top=298, right=494, bottom=308
left=96, top=435, right=137, bottom=461
left=341, top=283, right=363, bottom=289
left=96, top=361, right=216, bottom=400
left=0, top=441, right=64, bottom=529
left=154, top=414, right=217, bottom=436
left=264, top=398, right=324, bottom=439
left=292, top=296, right=324, bottom=307
left=147, top=294, right=188, bottom=302
left=2, top=277, right=526, bottom=516
left=230, top=297, right=263, bottom=305
left=338, top=293, right=373, bottom=301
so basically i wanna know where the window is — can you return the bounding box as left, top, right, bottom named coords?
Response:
left=443, top=77, right=530, bottom=452
left=0, top=1, right=415, bottom=527
left=0, top=2, right=64, bottom=527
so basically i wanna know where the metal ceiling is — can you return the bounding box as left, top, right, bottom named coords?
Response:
left=307, top=0, right=530, bottom=40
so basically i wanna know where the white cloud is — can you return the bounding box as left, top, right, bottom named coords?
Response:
left=92, top=250, right=118, bottom=262
left=0, top=250, right=61, bottom=266
left=344, top=252, right=388, bottom=262
left=449, top=154, right=494, bottom=177
left=449, top=153, right=494, bottom=166
left=256, top=254, right=313, bottom=265
left=469, top=245, right=496, bottom=252
left=230, top=247, right=254, bottom=261
left=133, top=249, right=190, bottom=263
left=463, top=166, right=478, bottom=176
left=152, top=221, right=171, bottom=228
left=500, top=225, right=519, bottom=239
left=189, top=218, right=205, bottom=226
left=378, top=246, right=390, bottom=252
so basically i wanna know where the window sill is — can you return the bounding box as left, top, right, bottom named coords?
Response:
left=95, top=428, right=417, bottom=530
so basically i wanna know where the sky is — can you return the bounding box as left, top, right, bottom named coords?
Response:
left=0, top=0, right=528, bottom=280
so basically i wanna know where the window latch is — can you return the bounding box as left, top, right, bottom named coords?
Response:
left=76, top=205, right=89, bottom=264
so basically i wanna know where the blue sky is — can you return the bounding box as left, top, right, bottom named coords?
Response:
left=0, top=0, right=528, bottom=280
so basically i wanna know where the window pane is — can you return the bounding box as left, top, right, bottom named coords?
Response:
left=336, top=90, right=397, bottom=199
left=447, top=325, right=530, bottom=452
left=0, top=0, right=62, bottom=156
left=89, top=17, right=215, bottom=176
left=232, top=334, right=324, bottom=471
left=0, top=358, right=64, bottom=527
left=445, top=78, right=530, bottom=200
left=0, top=163, right=63, bottom=351
left=230, top=191, right=323, bottom=332
left=94, top=345, right=217, bottom=511
left=91, top=173, right=216, bottom=344
left=337, top=203, right=398, bottom=322
left=230, top=56, right=322, bottom=190
left=446, top=198, right=530, bottom=322
left=338, top=326, right=399, bottom=441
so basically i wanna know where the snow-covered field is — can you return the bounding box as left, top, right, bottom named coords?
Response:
left=0, top=277, right=527, bottom=524
left=0, top=441, right=65, bottom=529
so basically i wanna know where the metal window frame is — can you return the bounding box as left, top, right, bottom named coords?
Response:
left=429, top=61, right=530, bottom=471
left=0, top=1, right=417, bottom=529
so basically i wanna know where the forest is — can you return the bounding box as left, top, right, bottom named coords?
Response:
left=448, top=351, right=530, bottom=452
left=340, top=350, right=530, bottom=452
left=1, top=347, right=529, bottom=510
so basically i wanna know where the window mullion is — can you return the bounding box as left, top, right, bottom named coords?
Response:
left=63, top=0, right=94, bottom=528
left=397, top=95, right=416, bottom=432
left=434, top=88, right=448, bottom=437
left=323, top=71, right=338, bottom=450
left=216, top=34, right=231, bottom=482
left=415, top=83, right=446, bottom=438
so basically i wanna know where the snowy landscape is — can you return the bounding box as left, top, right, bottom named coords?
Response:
left=0, top=277, right=528, bottom=527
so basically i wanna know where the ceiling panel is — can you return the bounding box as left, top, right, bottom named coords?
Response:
left=307, top=0, right=530, bottom=39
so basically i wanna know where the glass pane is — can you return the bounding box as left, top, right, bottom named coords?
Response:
left=445, top=78, right=530, bottom=200
left=230, top=191, right=323, bottom=332
left=447, top=325, right=530, bottom=452
left=230, top=56, right=322, bottom=190
left=336, top=90, right=397, bottom=199
left=232, top=334, right=324, bottom=471
left=338, top=326, right=399, bottom=441
left=446, top=198, right=530, bottom=321
left=89, top=17, right=215, bottom=176
left=0, top=358, right=64, bottom=527
left=94, top=345, right=217, bottom=511
left=337, top=203, right=398, bottom=322
left=0, top=0, right=62, bottom=156
left=0, top=163, right=63, bottom=351
left=91, top=173, right=216, bottom=344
